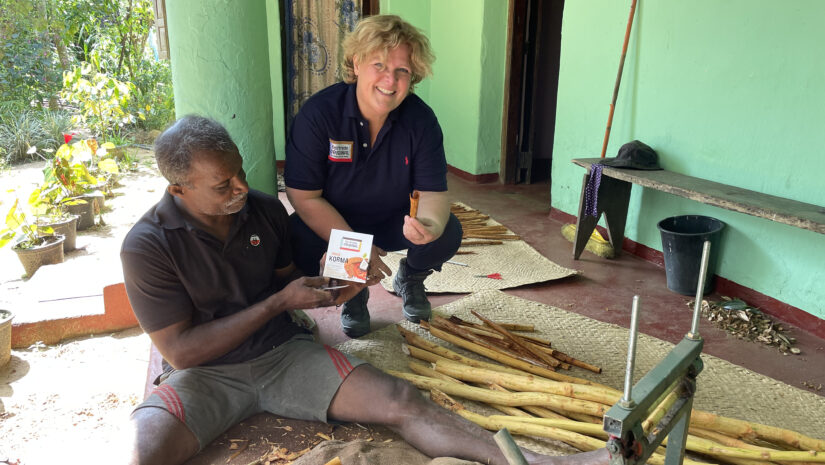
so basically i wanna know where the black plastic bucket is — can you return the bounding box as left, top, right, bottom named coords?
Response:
left=657, top=215, right=725, bottom=295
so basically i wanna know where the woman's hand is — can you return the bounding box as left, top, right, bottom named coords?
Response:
left=404, top=191, right=449, bottom=245
left=366, top=245, right=391, bottom=281
left=402, top=215, right=440, bottom=245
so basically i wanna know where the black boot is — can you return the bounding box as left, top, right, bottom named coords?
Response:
left=340, top=287, right=370, bottom=338
left=392, top=258, right=433, bottom=323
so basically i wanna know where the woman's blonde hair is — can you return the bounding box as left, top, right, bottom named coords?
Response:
left=342, top=15, right=435, bottom=89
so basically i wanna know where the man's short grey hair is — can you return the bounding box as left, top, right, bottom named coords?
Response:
left=154, top=115, right=239, bottom=186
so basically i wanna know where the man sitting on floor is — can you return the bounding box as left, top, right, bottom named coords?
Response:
left=119, top=115, right=609, bottom=465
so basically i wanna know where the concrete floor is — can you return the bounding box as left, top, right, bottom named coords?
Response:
left=185, top=173, right=825, bottom=463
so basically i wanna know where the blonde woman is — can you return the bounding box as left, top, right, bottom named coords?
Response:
left=285, top=15, right=462, bottom=338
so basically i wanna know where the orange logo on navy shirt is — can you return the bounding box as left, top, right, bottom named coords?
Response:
left=329, top=140, right=354, bottom=162
left=405, top=156, right=409, bottom=165
left=250, top=234, right=261, bottom=246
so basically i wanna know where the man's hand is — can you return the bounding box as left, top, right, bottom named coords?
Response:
left=402, top=215, right=440, bottom=245
left=275, top=276, right=336, bottom=309
left=326, top=279, right=367, bottom=305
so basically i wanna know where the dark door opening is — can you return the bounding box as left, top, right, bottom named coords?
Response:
left=502, top=0, right=564, bottom=188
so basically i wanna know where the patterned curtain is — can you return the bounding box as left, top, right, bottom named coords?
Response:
left=284, top=0, right=362, bottom=127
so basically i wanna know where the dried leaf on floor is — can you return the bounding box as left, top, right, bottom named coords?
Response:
left=690, top=297, right=800, bottom=354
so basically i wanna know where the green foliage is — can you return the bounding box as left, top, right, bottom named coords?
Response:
left=1, top=0, right=174, bottom=137
left=37, top=138, right=119, bottom=210
left=40, top=109, right=74, bottom=148
left=0, top=198, right=54, bottom=250
left=61, top=63, right=141, bottom=141
left=42, top=139, right=101, bottom=202
left=0, top=109, right=51, bottom=163
left=0, top=106, right=72, bottom=164
left=0, top=1, right=63, bottom=105
left=130, top=60, right=175, bottom=131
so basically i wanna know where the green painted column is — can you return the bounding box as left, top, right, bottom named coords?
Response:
left=166, top=0, right=276, bottom=194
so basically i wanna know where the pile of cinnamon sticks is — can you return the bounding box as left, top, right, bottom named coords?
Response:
left=426, top=312, right=601, bottom=375
left=452, top=204, right=521, bottom=248
left=388, top=314, right=825, bottom=465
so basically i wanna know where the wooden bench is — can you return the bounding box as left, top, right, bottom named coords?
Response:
left=571, top=158, right=825, bottom=260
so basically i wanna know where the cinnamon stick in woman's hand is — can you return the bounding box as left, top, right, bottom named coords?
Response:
left=409, top=190, right=421, bottom=218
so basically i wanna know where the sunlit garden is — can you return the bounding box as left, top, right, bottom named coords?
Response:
left=0, top=0, right=173, bottom=274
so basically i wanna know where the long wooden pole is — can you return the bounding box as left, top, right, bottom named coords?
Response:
left=389, top=370, right=610, bottom=417
left=424, top=324, right=604, bottom=386
left=427, top=318, right=559, bottom=371
left=433, top=359, right=620, bottom=405
left=600, top=0, right=638, bottom=158
left=429, top=390, right=709, bottom=465
left=407, top=361, right=531, bottom=418
left=398, top=327, right=533, bottom=377
left=470, top=311, right=565, bottom=369
left=399, top=326, right=825, bottom=452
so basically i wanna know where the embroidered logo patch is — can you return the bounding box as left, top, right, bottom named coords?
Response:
left=249, top=234, right=261, bottom=246
left=329, top=140, right=354, bottom=162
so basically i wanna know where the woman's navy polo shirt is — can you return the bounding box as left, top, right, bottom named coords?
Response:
left=285, top=82, right=448, bottom=228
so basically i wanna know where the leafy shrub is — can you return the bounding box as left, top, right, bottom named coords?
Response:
left=61, top=63, right=140, bottom=142
left=130, top=60, right=175, bottom=131
left=0, top=110, right=49, bottom=163
left=0, top=23, right=63, bottom=105
left=0, top=106, right=73, bottom=164
left=39, top=109, right=74, bottom=149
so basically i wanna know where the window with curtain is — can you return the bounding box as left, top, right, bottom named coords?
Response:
left=283, top=0, right=363, bottom=127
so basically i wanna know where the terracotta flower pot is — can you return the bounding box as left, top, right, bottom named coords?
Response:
left=0, top=309, right=13, bottom=367
left=13, top=234, right=65, bottom=277
left=38, top=215, right=79, bottom=252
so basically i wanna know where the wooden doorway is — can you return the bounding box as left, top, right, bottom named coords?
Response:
left=501, top=0, right=564, bottom=187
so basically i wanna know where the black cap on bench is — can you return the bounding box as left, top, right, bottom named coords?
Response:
left=601, top=140, right=662, bottom=170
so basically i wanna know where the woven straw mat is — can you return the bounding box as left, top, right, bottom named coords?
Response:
left=379, top=203, right=578, bottom=293
left=337, top=289, right=825, bottom=457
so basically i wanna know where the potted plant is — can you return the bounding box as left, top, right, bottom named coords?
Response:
left=1, top=198, right=65, bottom=277
left=40, top=138, right=117, bottom=230
left=29, top=189, right=79, bottom=252
left=1, top=308, right=13, bottom=367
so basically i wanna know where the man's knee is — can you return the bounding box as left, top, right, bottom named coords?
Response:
left=383, top=378, right=433, bottom=421
left=128, top=407, right=199, bottom=465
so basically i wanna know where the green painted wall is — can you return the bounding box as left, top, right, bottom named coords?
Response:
left=429, top=1, right=484, bottom=174
left=265, top=0, right=287, bottom=164
left=552, top=1, right=825, bottom=320
left=166, top=0, right=276, bottom=194
left=381, top=0, right=507, bottom=175
left=380, top=0, right=432, bottom=101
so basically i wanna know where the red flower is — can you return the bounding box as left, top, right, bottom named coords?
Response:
left=63, top=134, right=72, bottom=144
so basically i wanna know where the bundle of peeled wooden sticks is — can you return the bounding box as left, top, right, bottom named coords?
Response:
left=424, top=313, right=602, bottom=374
left=452, top=204, right=521, bottom=245
left=388, top=318, right=825, bottom=465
